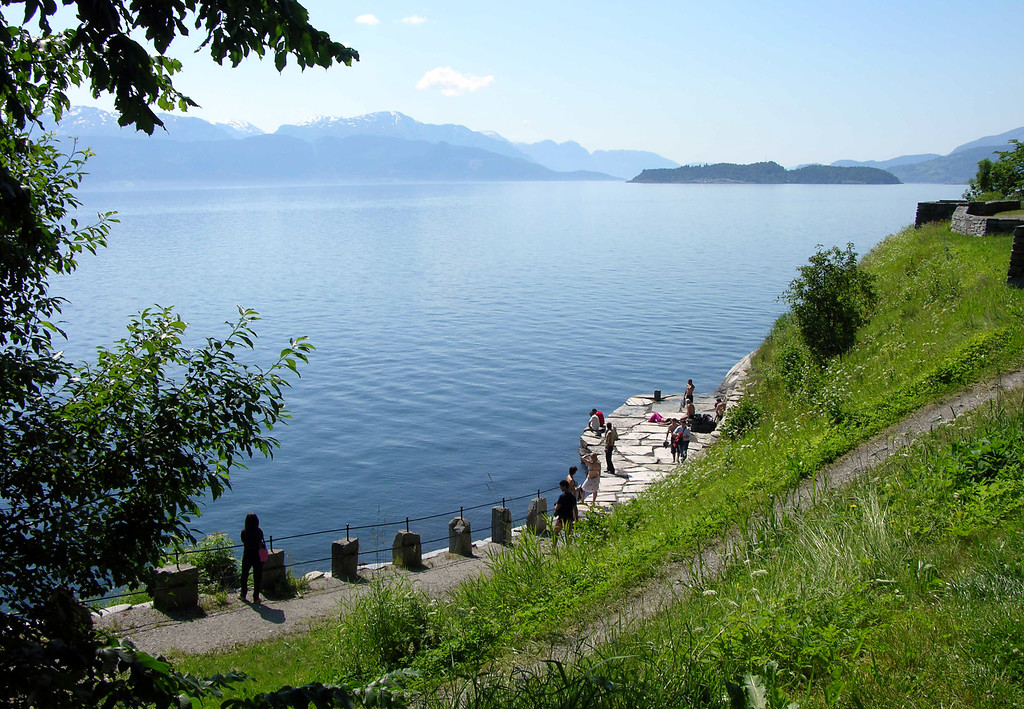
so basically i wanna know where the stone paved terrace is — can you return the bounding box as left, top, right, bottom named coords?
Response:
left=575, top=352, right=753, bottom=510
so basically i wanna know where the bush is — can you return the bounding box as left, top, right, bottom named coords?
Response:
left=782, top=243, right=877, bottom=363
left=186, top=532, right=239, bottom=592
left=721, top=398, right=762, bottom=440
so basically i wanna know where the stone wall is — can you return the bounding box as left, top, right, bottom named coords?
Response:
left=915, top=200, right=965, bottom=227
left=1009, top=226, right=1024, bottom=288
left=967, top=200, right=1021, bottom=217
left=950, top=203, right=1024, bottom=236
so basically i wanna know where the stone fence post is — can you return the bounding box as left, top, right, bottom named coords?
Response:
left=526, top=497, right=547, bottom=535
left=332, top=538, right=360, bottom=581
left=492, top=505, right=512, bottom=545
left=393, top=530, right=422, bottom=568
left=262, top=549, right=286, bottom=594
left=151, top=563, right=198, bottom=612
left=1009, top=226, right=1024, bottom=288
left=448, top=517, right=472, bottom=556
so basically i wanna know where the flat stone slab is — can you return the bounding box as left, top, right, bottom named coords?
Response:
left=652, top=448, right=674, bottom=464
left=625, top=396, right=655, bottom=406
left=610, top=404, right=650, bottom=417
left=650, top=402, right=684, bottom=415
left=635, top=423, right=672, bottom=435
left=616, top=443, right=654, bottom=455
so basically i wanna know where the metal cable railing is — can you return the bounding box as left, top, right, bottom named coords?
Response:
left=90, top=485, right=561, bottom=604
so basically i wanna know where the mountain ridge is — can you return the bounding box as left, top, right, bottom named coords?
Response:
left=64, top=132, right=619, bottom=184
left=45, top=107, right=672, bottom=181
left=831, top=126, right=1024, bottom=184
left=42, top=107, right=1024, bottom=185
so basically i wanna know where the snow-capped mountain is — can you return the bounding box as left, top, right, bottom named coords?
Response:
left=215, top=120, right=265, bottom=138
left=277, top=111, right=528, bottom=161
left=42, top=106, right=241, bottom=141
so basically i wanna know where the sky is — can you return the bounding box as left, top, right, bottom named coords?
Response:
left=57, top=0, right=1024, bottom=166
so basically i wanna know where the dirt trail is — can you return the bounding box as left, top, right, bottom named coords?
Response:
left=97, top=366, right=1024, bottom=659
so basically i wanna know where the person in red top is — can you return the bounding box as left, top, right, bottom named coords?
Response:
left=589, top=408, right=605, bottom=432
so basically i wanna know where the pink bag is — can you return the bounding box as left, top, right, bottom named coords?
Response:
left=258, top=544, right=269, bottom=563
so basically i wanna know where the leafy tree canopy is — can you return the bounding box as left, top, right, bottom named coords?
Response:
left=964, top=139, right=1024, bottom=200
left=0, top=2, right=358, bottom=706
left=782, top=243, right=877, bottom=363
left=0, top=0, right=358, bottom=133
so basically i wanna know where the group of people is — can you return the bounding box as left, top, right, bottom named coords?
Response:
left=586, top=408, right=619, bottom=470
left=556, top=384, right=730, bottom=547
left=663, top=417, right=691, bottom=463
left=684, top=380, right=728, bottom=422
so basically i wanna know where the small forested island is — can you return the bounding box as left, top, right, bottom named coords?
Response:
left=630, top=160, right=900, bottom=184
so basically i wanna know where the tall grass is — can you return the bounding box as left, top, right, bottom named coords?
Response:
left=440, top=395, right=1024, bottom=707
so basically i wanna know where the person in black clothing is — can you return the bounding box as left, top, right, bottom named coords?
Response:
left=552, top=479, right=579, bottom=549
left=239, top=512, right=266, bottom=604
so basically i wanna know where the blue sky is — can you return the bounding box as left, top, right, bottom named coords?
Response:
left=66, top=0, right=1024, bottom=166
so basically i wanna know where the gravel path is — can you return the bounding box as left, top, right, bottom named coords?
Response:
left=95, top=541, right=507, bottom=657
left=96, top=364, right=1024, bottom=659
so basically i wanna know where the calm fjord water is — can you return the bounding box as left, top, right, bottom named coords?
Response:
left=58, top=181, right=962, bottom=566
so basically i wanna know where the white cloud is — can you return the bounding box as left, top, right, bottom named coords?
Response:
left=415, top=67, right=494, bottom=97
left=400, top=15, right=427, bottom=25
left=355, top=14, right=380, bottom=25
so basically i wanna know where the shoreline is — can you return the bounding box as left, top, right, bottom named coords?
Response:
left=94, top=350, right=757, bottom=655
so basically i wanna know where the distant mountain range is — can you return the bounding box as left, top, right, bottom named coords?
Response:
left=40, top=108, right=679, bottom=184
left=39, top=107, right=1023, bottom=186
left=831, top=126, right=1024, bottom=184
left=631, top=161, right=900, bottom=185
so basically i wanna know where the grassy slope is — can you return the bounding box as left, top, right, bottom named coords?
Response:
left=462, top=397, right=1024, bottom=708
left=175, top=223, right=1024, bottom=704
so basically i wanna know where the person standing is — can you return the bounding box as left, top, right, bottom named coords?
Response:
left=663, top=417, right=679, bottom=446
left=714, top=397, right=727, bottom=421
left=239, top=512, right=267, bottom=604
left=552, top=479, right=579, bottom=549
left=670, top=420, right=685, bottom=463
left=581, top=452, right=602, bottom=505
left=685, top=379, right=695, bottom=400
left=678, top=421, right=692, bottom=461
left=602, top=422, right=618, bottom=475
left=566, top=465, right=583, bottom=502
left=579, top=435, right=591, bottom=472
